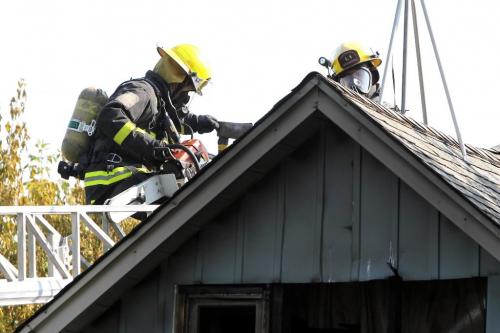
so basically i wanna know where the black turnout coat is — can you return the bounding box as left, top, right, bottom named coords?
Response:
left=83, top=71, right=202, bottom=204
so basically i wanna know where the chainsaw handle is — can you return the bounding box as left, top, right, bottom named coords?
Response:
left=155, top=144, right=201, bottom=172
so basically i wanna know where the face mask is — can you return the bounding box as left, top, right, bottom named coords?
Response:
left=170, top=75, right=195, bottom=107
left=339, top=66, right=372, bottom=94
left=174, top=91, right=191, bottom=106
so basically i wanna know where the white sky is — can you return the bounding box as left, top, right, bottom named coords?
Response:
left=1, top=0, right=499, bottom=158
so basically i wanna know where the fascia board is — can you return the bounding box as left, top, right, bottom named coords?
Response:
left=315, top=79, right=500, bottom=262
left=17, top=78, right=321, bottom=333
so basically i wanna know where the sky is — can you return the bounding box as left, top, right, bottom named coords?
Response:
left=1, top=0, right=499, bottom=160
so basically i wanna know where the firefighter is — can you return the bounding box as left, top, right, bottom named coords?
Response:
left=83, top=44, right=219, bottom=204
left=331, top=42, right=382, bottom=100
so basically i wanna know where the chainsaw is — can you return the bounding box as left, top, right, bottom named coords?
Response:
left=104, top=121, right=252, bottom=222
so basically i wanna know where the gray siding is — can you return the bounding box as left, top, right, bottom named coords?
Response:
left=81, top=303, right=120, bottom=333
left=321, top=127, right=359, bottom=282
left=358, top=150, right=399, bottom=281
left=487, top=276, right=500, bottom=332
left=120, top=271, right=161, bottom=333
left=81, top=121, right=500, bottom=333
left=281, top=137, right=323, bottom=282
left=241, top=171, right=283, bottom=283
left=398, top=182, right=440, bottom=280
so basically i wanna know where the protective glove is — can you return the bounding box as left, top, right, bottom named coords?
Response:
left=147, top=140, right=170, bottom=164
left=197, top=115, right=219, bottom=134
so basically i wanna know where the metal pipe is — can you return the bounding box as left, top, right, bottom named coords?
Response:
left=401, top=0, right=409, bottom=114
left=380, top=0, right=403, bottom=101
left=420, top=0, right=467, bottom=160
left=71, top=213, right=81, bottom=277
left=17, top=213, right=26, bottom=281
left=411, top=0, right=428, bottom=124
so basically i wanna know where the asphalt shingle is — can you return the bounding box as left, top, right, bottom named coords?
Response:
left=326, top=78, right=500, bottom=225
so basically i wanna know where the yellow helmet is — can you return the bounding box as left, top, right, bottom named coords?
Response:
left=331, top=42, right=382, bottom=79
left=155, top=44, right=211, bottom=94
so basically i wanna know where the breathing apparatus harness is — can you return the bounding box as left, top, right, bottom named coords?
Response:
left=100, top=73, right=200, bottom=174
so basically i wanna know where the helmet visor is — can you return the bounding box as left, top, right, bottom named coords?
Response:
left=339, top=67, right=372, bottom=94
left=189, top=72, right=210, bottom=95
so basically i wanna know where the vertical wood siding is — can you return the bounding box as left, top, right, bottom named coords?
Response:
left=280, top=136, right=323, bottom=282
left=120, top=271, right=160, bottom=333
left=439, top=215, right=481, bottom=279
left=241, top=171, right=283, bottom=283
left=358, top=150, right=399, bottom=281
left=398, top=182, right=440, bottom=280
left=487, top=276, right=500, bottom=331
left=321, top=126, right=359, bottom=282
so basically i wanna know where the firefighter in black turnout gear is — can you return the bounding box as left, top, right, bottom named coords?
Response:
left=84, top=44, right=218, bottom=204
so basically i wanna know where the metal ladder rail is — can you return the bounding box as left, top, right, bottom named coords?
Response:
left=0, top=205, right=159, bottom=306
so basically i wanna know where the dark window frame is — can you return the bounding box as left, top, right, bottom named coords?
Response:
left=174, top=285, right=270, bottom=333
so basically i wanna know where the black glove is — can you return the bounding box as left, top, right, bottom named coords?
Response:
left=147, top=140, right=170, bottom=164
left=197, top=115, right=219, bottom=134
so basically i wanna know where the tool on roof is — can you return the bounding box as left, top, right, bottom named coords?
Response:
left=217, top=121, right=253, bottom=153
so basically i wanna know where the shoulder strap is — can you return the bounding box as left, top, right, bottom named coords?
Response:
left=140, top=78, right=181, bottom=143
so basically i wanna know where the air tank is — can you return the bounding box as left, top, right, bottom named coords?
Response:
left=61, top=87, right=108, bottom=163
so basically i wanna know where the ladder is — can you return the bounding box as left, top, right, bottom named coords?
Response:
left=0, top=204, right=160, bottom=306
left=0, top=171, right=182, bottom=306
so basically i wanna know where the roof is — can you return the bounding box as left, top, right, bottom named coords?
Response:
left=16, top=72, right=500, bottom=333
left=329, top=79, right=500, bottom=225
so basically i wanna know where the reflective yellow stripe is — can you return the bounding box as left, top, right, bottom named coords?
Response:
left=85, top=171, right=132, bottom=187
left=84, top=167, right=151, bottom=187
left=84, top=167, right=127, bottom=178
left=114, top=123, right=157, bottom=145
left=135, top=127, right=156, bottom=139
left=113, top=121, right=136, bottom=145
left=84, top=166, right=151, bottom=178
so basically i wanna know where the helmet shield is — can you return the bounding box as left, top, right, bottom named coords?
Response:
left=189, top=72, right=210, bottom=95
left=339, top=66, right=372, bottom=94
